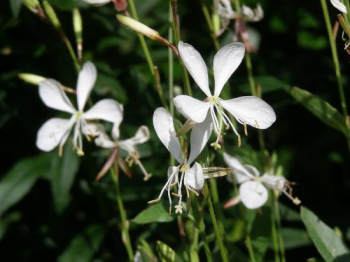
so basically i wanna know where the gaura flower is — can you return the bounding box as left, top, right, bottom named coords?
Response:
left=92, top=117, right=151, bottom=181
left=149, top=107, right=213, bottom=214
left=330, top=0, right=347, bottom=13
left=223, top=153, right=301, bottom=209
left=36, top=61, right=122, bottom=156
left=174, top=41, right=276, bottom=148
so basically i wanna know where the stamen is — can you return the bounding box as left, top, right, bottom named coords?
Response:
left=148, top=169, right=178, bottom=203
left=136, top=160, right=152, bottom=181
left=244, top=122, right=248, bottom=136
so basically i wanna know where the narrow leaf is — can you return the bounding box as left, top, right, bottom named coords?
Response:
left=133, top=203, right=173, bottom=224
left=0, top=154, right=51, bottom=217
left=301, top=207, right=349, bottom=262
left=10, top=0, right=23, bottom=18
left=156, top=241, right=183, bottom=262
left=50, top=142, right=80, bottom=213
left=289, top=87, right=350, bottom=136
left=58, top=224, right=106, bottom=262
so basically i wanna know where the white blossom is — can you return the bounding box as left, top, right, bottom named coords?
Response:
left=36, top=61, right=122, bottom=156
left=224, top=153, right=300, bottom=209
left=330, top=0, right=347, bottom=13
left=174, top=41, right=276, bottom=148
left=150, top=108, right=213, bottom=214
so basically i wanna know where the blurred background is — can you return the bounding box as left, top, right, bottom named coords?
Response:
left=1, top=0, right=350, bottom=261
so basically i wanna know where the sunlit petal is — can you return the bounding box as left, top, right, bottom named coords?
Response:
left=83, top=99, right=123, bottom=124
left=213, top=42, right=245, bottom=96
left=173, top=95, right=211, bottom=123
left=36, top=117, right=75, bottom=151
left=153, top=108, right=183, bottom=163
left=77, top=61, right=97, bottom=111
left=239, top=181, right=268, bottom=209
left=220, top=96, right=276, bottom=129
left=184, top=162, right=204, bottom=190
left=187, top=112, right=213, bottom=165
left=178, top=41, right=212, bottom=97
left=39, top=79, right=75, bottom=113
left=330, top=0, right=347, bottom=13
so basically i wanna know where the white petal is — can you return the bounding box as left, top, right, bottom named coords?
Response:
left=178, top=41, right=211, bottom=97
left=243, top=164, right=260, bottom=177
left=330, top=0, right=347, bottom=13
left=82, top=0, right=111, bottom=6
left=36, top=117, right=75, bottom=151
left=77, top=61, right=97, bottom=111
left=184, top=162, right=204, bottom=190
left=39, top=79, right=75, bottom=113
left=83, top=123, right=106, bottom=137
left=95, top=132, right=116, bottom=148
left=220, top=96, right=276, bottom=129
left=153, top=108, right=183, bottom=163
left=83, top=99, right=123, bottom=124
left=187, top=112, right=213, bottom=165
left=261, top=173, right=286, bottom=191
left=213, top=42, right=245, bottom=96
left=239, top=181, right=268, bottom=209
left=242, top=5, right=254, bottom=20
left=120, top=126, right=150, bottom=146
left=173, top=95, right=211, bottom=123
left=223, top=152, right=255, bottom=184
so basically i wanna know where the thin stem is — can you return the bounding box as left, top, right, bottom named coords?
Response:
left=110, top=166, right=134, bottom=261
left=169, top=4, right=175, bottom=118
left=245, top=52, right=257, bottom=97
left=205, top=182, right=228, bottom=262
left=274, top=195, right=286, bottom=262
left=170, top=0, right=192, bottom=96
left=191, top=194, right=213, bottom=262
left=201, top=1, right=220, bottom=51
left=270, top=191, right=281, bottom=262
left=128, top=0, right=155, bottom=75
left=320, top=0, right=349, bottom=126
left=345, top=0, right=350, bottom=23
left=245, top=236, right=256, bottom=262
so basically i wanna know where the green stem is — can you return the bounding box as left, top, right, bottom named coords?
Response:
left=170, top=0, right=192, bottom=96
left=128, top=0, right=155, bottom=75
left=110, top=167, right=134, bottom=261
left=169, top=4, right=175, bottom=117
left=191, top=194, right=213, bottom=262
left=270, top=191, right=280, bottom=262
left=201, top=2, right=220, bottom=51
left=274, top=196, right=286, bottom=262
left=344, top=0, right=350, bottom=23
left=245, top=52, right=257, bottom=97
left=245, top=236, right=256, bottom=262
left=205, top=183, right=228, bottom=262
left=320, top=0, right=349, bottom=125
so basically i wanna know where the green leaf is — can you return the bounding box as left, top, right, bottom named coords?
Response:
left=282, top=227, right=311, bottom=249
left=50, top=143, right=80, bottom=213
left=289, top=87, right=350, bottom=137
left=58, top=224, right=107, bottom=262
left=0, top=154, right=51, bottom=217
left=301, top=207, right=350, bottom=262
left=133, top=203, right=174, bottom=224
left=9, top=0, right=23, bottom=18
left=156, top=241, right=183, bottom=262
left=239, top=76, right=289, bottom=93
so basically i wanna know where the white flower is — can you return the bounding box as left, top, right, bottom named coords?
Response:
left=94, top=117, right=152, bottom=180
left=150, top=107, right=213, bottom=214
left=223, top=153, right=300, bottom=209
left=174, top=41, right=276, bottom=148
left=36, top=61, right=122, bottom=156
left=241, top=4, right=264, bottom=22
left=330, top=0, right=347, bottom=13
left=214, top=1, right=264, bottom=23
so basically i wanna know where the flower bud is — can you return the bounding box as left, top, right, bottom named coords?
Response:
left=42, top=0, right=61, bottom=29
left=116, top=15, right=159, bottom=40
left=18, top=73, right=45, bottom=85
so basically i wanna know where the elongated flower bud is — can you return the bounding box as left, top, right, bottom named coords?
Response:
left=116, top=15, right=159, bottom=40
left=42, top=0, right=61, bottom=29
left=18, top=73, right=45, bottom=85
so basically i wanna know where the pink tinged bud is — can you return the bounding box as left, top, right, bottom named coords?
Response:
left=113, top=0, right=127, bottom=11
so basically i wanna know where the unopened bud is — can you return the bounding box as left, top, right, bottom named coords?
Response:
left=116, top=14, right=159, bottom=40
left=23, top=0, right=40, bottom=12
left=42, top=0, right=61, bottom=29
left=18, top=73, right=45, bottom=85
